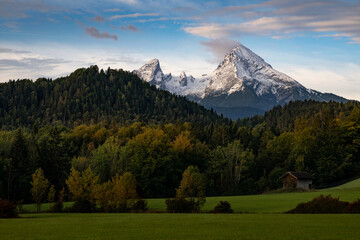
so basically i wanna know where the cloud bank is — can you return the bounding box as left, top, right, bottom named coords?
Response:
left=111, top=24, right=140, bottom=32
left=200, top=38, right=241, bottom=62
left=184, top=0, right=360, bottom=44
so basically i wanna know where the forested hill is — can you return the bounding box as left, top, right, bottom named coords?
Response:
left=238, top=100, right=360, bottom=134
left=0, top=65, right=224, bottom=129
left=0, top=91, right=359, bottom=202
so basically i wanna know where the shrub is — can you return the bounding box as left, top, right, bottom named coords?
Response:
left=345, top=199, right=360, bottom=213
left=16, top=200, right=26, bottom=214
left=70, top=200, right=96, bottom=213
left=50, top=201, right=64, bottom=213
left=0, top=198, right=18, bottom=218
left=129, top=199, right=148, bottom=213
left=213, top=201, right=233, bottom=213
left=50, top=188, right=65, bottom=213
left=165, top=198, right=200, bottom=213
left=114, top=203, right=127, bottom=213
left=286, top=195, right=349, bottom=213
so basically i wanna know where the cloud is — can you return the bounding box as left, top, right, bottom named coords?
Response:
left=111, top=0, right=138, bottom=5
left=104, top=8, right=121, bottom=12
left=0, top=57, right=69, bottom=71
left=200, top=38, right=240, bottom=62
left=184, top=24, right=233, bottom=39
left=77, top=21, right=118, bottom=40
left=184, top=0, right=360, bottom=44
left=85, top=26, right=118, bottom=40
left=90, top=16, right=105, bottom=22
left=111, top=24, right=140, bottom=32
left=0, top=42, right=154, bottom=82
left=279, top=63, right=360, bottom=101
left=1, top=21, right=20, bottom=29
left=109, top=12, right=159, bottom=20
left=0, top=48, right=30, bottom=54
left=0, top=0, right=63, bottom=19
left=134, top=17, right=189, bottom=23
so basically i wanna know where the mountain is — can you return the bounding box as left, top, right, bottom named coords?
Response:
left=134, top=59, right=210, bottom=100
left=135, top=44, right=348, bottom=119
left=0, top=65, right=224, bottom=128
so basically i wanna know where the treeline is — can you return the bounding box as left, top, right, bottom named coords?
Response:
left=0, top=100, right=359, bottom=202
left=0, top=65, right=223, bottom=129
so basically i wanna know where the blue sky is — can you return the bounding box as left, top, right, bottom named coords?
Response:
left=0, top=0, right=359, bottom=100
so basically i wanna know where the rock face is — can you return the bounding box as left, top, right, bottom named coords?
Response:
left=179, top=71, right=195, bottom=87
left=205, top=44, right=300, bottom=98
left=134, top=44, right=347, bottom=119
left=134, top=59, right=209, bottom=98
left=133, top=59, right=167, bottom=89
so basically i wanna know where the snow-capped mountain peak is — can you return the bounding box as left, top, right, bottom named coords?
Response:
left=205, top=44, right=301, bottom=98
left=134, top=43, right=347, bottom=119
left=134, top=60, right=209, bottom=98
left=232, top=44, right=269, bottom=67
left=179, top=71, right=195, bottom=87
left=133, top=58, right=165, bottom=89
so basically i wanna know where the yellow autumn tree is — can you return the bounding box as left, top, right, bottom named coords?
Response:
left=66, top=167, right=99, bottom=212
left=176, top=166, right=206, bottom=209
left=93, top=181, right=114, bottom=212
left=30, top=168, right=50, bottom=212
left=113, top=172, right=138, bottom=211
left=172, top=131, right=193, bottom=155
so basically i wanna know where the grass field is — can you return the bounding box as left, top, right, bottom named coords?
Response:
left=1, top=213, right=360, bottom=240
left=6, top=179, right=360, bottom=239
left=24, top=178, right=360, bottom=213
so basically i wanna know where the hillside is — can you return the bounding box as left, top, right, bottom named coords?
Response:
left=0, top=65, right=224, bottom=129
left=237, top=100, right=360, bottom=133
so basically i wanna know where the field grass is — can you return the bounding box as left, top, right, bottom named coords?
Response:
left=138, top=178, right=360, bottom=213
left=1, top=213, right=360, bottom=240
left=146, top=187, right=360, bottom=213
left=8, top=179, right=360, bottom=239
left=328, top=178, right=360, bottom=189
left=23, top=178, right=360, bottom=213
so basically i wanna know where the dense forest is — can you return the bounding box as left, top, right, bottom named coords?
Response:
left=0, top=65, right=223, bottom=129
left=0, top=66, right=359, bottom=203
left=0, top=98, right=359, bottom=202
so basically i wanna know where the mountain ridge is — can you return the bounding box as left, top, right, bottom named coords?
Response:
left=135, top=43, right=348, bottom=119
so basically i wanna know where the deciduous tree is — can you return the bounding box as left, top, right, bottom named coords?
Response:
left=176, top=166, right=206, bottom=209
left=30, top=168, right=50, bottom=212
left=66, top=167, right=98, bottom=212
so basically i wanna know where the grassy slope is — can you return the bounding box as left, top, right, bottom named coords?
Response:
left=149, top=178, right=360, bottom=213
left=23, top=178, right=360, bottom=213
left=1, top=213, right=360, bottom=240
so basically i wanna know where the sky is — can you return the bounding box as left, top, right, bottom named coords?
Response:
left=0, top=0, right=359, bottom=100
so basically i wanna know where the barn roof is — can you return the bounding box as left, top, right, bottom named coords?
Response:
left=280, top=171, right=314, bottom=180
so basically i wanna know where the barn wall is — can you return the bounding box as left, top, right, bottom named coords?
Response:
left=297, top=180, right=312, bottom=190
left=283, top=175, right=297, bottom=189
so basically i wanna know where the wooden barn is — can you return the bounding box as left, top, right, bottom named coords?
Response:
left=280, top=172, right=314, bottom=190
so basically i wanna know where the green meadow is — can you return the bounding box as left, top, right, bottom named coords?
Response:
left=1, top=213, right=360, bottom=240
left=23, top=178, right=360, bottom=213
left=8, top=179, right=359, bottom=240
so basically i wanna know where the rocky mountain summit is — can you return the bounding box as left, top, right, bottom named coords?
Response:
left=134, top=44, right=347, bottom=119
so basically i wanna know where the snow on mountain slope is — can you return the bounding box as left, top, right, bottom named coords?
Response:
left=134, top=44, right=347, bottom=119
left=205, top=44, right=302, bottom=100
left=133, top=59, right=167, bottom=89
left=134, top=59, right=209, bottom=98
